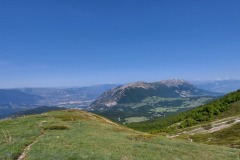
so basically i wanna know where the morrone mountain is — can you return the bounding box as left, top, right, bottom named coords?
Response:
left=90, top=80, right=221, bottom=123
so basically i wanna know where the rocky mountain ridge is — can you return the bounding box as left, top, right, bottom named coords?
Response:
left=90, top=79, right=219, bottom=109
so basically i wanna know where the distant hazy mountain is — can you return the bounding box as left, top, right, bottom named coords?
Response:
left=193, top=80, right=240, bottom=93
left=20, top=84, right=120, bottom=100
left=0, top=89, right=43, bottom=105
left=0, top=104, right=31, bottom=119
left=14, top=106, right=65, bottom=117
left=0, top=84, right=119, bottom=107
left=0, top=84, right=119, bottom=119
left=90, top=80, right=221, bottom=123
left=20, top=84, right=120, bottom=107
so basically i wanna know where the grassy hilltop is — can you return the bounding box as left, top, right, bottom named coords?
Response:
left=0, top=110, right=239, bottom=160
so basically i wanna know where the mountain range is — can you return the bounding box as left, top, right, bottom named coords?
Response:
left=193, top=79, right=240, bottom=93
left=1, top=79, right=240, bottom=120
left=0, top=81, right=240, bottom=159
left=0, top=89, right=42, bottom=105
left=0, top=84, right=119, bottom=119
left=90, top=80, right=221, bottom=123
left=91, top=80, right=219, bottom=108
left=1, top=90, right=240, bottom=159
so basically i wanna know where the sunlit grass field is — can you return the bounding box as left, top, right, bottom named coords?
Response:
left=0, top=110, right=239, bottom=160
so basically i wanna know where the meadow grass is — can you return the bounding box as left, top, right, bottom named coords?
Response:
left=0, top=110, right=239, bottom=160
left=0, top=115, right=47, bottom=159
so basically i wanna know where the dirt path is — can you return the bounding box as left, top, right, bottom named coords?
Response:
left=167, top=116, right=240, bottom=141
left=18, top=132, right=44, bottom=160
left=100, top=117, right=119, bottom=126
left=86, top=112, right=119, bottom=126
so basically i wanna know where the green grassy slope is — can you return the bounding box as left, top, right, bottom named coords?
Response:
left=0, top=110, right=239, bottom=160
left=127, top=90, right=240, bottom=133
left=171, top=101, right=240, bottom=149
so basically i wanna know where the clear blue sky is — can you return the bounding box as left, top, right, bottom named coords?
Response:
left=0, top=0, right=240, bottom=88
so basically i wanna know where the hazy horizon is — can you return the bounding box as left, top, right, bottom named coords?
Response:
left=1, top=1, right=240, bottom=88
left=1, top=78, right=239, bottom=89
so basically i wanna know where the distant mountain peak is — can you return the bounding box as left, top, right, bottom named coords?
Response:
left=120, top=81, right=154, bottom=90
left=90, top=79, right=220, bottom=110
left=160, top=79, right=191, bottom=87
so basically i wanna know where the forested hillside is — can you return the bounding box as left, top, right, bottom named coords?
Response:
left=127, top=90, right=240, bottom=133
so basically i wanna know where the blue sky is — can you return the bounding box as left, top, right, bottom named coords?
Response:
left=0, top=0, right=240, bottom=88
